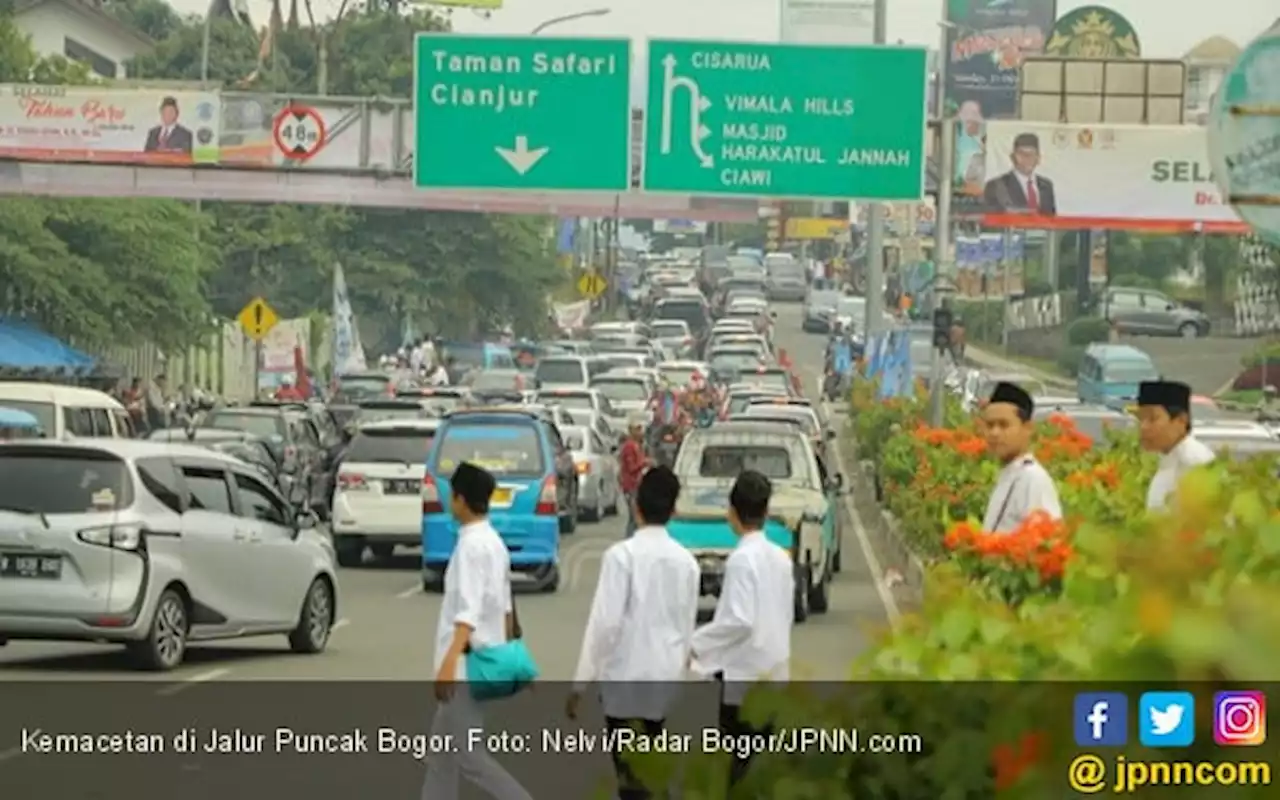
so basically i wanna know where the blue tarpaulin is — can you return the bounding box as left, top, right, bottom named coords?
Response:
left=0, top=320, right=96, bottom=369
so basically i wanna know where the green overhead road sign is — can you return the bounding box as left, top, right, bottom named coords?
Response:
left=642, top=41, right=927, bottom=200
left=413, top=34, right=631, bottom=191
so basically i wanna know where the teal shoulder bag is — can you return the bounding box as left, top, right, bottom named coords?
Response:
left=466, top=588, right=539, bottom=701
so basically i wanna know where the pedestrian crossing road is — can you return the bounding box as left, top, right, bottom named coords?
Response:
left=0, top=305, right=895, bottom=682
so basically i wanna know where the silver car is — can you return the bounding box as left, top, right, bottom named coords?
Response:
left=562, top=425, right=621, bottom=522
left=0, top=440, right=338, bottom=670
left=649, top=319, right=695, bottom=358
left=590, top=373, right=654, bottom=418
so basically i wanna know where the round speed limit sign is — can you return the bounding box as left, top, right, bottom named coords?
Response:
left=272, top=106, right=326, bottom=161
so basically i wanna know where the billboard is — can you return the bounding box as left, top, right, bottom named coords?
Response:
left=1044, top=5, right=1141, bottom=58
left=980, top=121, right=1250, bottom=233
left=0, top=86, right=220, bottom=165
left=944, top=0, right=1057, bottom=216
left=780, top=0, right=875, bottom=44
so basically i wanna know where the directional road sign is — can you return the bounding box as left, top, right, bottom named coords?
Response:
left=642, top=41, right=927, bottom=200
left=237, top=297, right=279, bottom=341
left=577, top=271, right=608, bottom=298
left=413, top=34, right=632, bottom=191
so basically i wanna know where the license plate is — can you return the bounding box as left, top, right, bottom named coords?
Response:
left=383, top=480, right=417, bottom=495
left=491, top=488, right=513, bottom=506
left=0, top=553, right=62, bottom=579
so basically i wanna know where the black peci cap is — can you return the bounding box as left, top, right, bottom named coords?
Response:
left=1137, top=380, right=1191, bottom=411
left=988, top=382, right=1034, bottom=417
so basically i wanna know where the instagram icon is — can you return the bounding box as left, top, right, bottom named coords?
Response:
left=1214, top=692, right=1267, bottom=746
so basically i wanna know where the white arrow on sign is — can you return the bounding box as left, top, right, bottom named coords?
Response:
left=495, top=136, right=549, bottom=175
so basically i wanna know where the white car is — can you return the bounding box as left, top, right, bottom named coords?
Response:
left=0, top=440, right=337, bottom=670
left=590, top=373, right=654, bottom=418
left=562, top=425, right=621, bottom=522
left=330, top=418, right=440, bottom=566
left=658, top=360, right=710, bottom=389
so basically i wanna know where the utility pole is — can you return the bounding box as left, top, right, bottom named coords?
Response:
left=863, top=0, right=888, bottom=342
left=929, top=17, right=955, bottom=427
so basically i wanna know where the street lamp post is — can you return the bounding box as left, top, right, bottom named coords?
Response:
left=530, top=8, right=611, bottom=35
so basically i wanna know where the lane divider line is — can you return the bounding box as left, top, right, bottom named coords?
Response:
left=0, top=746, right=21, bottom=763
left=823, top=398, right=903, bottom=628
left=395, top=585, right=420, bottom=599
left=156, top=667, right=232, bottom=697
left=332, top=618, right=350, bottom=631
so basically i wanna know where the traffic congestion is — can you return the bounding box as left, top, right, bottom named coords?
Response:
left=0, top=246, right=896, bottom=683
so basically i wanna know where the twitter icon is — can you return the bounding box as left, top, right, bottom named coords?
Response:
left=1140, top=692, right=1196, bottom=747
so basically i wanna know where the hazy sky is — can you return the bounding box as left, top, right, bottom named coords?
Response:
left=174, top=0, right=1275, bottom=57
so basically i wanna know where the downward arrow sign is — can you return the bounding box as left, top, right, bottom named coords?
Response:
left=495, top=135, right=550, bottom=175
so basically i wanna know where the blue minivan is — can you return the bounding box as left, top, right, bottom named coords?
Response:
left=421, top=409, right=567, bottom=592
left=1077, top=344, right=1160, bottom=408
left=441, top=342, right=517, bottom=372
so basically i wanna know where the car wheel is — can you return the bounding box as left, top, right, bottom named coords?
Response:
left=793, top=564, right=810, bottom=623
left=335, top=537, right=364, bottom=568
left=560, top=489, right=578, bottom=534
left=369, top=543, right=394, bottom=561
left=808, top=557, right=830, bottom=613
left=127, top=588, right=188, bottom=671
left=288, top=578, right=334, bottom=654
left=1179, top=322, right=1200, bottom=339
left=606, top=483, right=620, bottom=516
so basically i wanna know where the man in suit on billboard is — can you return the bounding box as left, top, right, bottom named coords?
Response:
left=983, top=132, right=1057, bottom=215
left=143, top=96, right=193, bottom=155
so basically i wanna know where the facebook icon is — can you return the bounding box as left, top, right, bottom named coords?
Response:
left=1074, top=692, right=1129, bottom=746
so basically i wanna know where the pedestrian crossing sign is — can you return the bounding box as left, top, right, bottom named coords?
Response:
left=237, top=297, right=280, bottom=341
left=577, top=272, right=608, bottom=298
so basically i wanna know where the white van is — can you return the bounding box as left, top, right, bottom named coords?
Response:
left=0, top=382, right=133, bottom=438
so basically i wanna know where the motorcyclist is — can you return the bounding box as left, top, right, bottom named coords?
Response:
left=682, top=374, right=718, bottom=429
left=645, top=379, right=682, bottom=452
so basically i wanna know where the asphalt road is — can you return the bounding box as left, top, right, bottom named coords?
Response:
left=0, top=304, right=892, bottom=684
left=1116, top=334, right=1258, bottom=396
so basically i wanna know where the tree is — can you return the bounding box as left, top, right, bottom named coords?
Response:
left=0, top=12, right=216, bottom=351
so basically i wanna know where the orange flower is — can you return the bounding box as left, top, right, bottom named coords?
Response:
left=993, top=730, right=1047, bottom=791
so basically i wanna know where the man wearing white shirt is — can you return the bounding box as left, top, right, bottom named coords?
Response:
left=427, top=359, right=451, bottom=386
left=567, top=466, right=699, bottom=800
left=1137, top=380, right=1215, bottom=511
left=980, top=382, right=1063, bottom=534
left=689, top=470, right=794, bottom=789
left=422, top=462, right=531, bottom=800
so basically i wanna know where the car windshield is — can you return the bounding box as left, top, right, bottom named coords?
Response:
left=651, top=322, right=688, bottom=338
left=536, top=392, right=594, bottom=410
left=745, top=409, right=818, bottom=435
left=739, top=370, right=789, bottom=391
left=355, top=406, right=423, bottom=424
left=433, top=424, right=544, bottom=477
left=591, top=379, right=648, bottom=402
left=337, top=375, right=390, bottom=394
left=655, top=301, right=706, bottom=330
left=699, top=445, right=792, bottom=479
left=712, top=353, right=762, bottom=372
left=471, top=371, right=521, bottom=391
left=659, top=367, right=702, bottom=387
left=203, top=412, right=285, bottom=440
left=0, top=451, right=133, bottom=514
left=1103, top=364, right=1160, bottom=383
left=346, top=428, right=437, bottom=463
left=0, top=400, right=55, bottom=433
left=536, top=360, right=586, bottom=384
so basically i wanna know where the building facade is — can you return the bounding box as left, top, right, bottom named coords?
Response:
left=11, top=0, right=153, bottom=80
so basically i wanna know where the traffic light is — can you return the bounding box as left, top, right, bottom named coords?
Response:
left=932, top=306, right=953, bottom=350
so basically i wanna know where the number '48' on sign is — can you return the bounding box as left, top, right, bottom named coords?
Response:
left=274, top=107, right=326, bottom=159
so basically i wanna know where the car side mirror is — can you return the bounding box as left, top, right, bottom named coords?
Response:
left=1166, top=303, right=1176, bottom=311
left=825, top=429, right=836, bottom=440
left=294, top=509, right=320, bottom=530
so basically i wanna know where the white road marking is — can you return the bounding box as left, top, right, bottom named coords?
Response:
left=0, top=746, right=20, bottom=763
left=823, top=398, right=903, bottom=628
left=395, top=584, right=420, bottom=599
left=156, top=667, right=232, bottom=697
left=332, top=618, right=350, bottom=631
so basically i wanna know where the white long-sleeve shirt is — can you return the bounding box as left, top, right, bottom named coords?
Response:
left=433, top=519, right=513, bottom=679
left=573, top=526, right=700, bottom=720
left=1146, top=434, right=1216, bottom=511
left=690, top=530, right=793, bottom=707
left=982, top=454, right=1062, bottom=534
